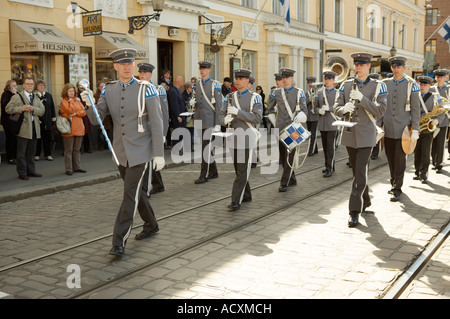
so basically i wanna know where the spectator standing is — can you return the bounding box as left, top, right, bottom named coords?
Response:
left=168, top=75, right=187, bottom=154
left=94, top=80, right=113, bottom=151
left=5, top=77, right=45, bottom=180
left=77, top=82, right=93, bottom=153
left=60, top=83, right=87, bottom=175
left=34, top=79, right=56, bottom=161
left=1, top=80, right=18, bottom=164
left=255, top=85, right=267, bottom=128
left=221, top=77, right=232, bottom=97
left=182, top=82, right=195, bottom=150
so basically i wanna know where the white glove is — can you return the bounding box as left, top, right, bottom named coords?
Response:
left=268, top=113, right=276, bottom=127
left=163, top=136, right=166, bottom=144
left=80, top=90, right=93, bottom=107
left=350, top=90, right=363, bottom=102
left=411, top=130, right=419, bottom=142
left=227, top=106, right=239, bottom=115
left=213, top=124, right=221, bottom=132
left=153, top=156, right=165, bottom=171
left=318, top=106, right=326, bottom=115
left=189, top=98, right=196, bottom=107
left=342, top=102, right=355, bottom=114
left=294, top=111, right=307, bottom=123
left=431, top=119, right=439, bottom=126
left=223, top=115, right=233, bottom=125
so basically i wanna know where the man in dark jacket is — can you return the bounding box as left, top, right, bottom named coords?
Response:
left=34, top=80, right=56, bottom=161
left=168, top=75, right=187, bottom=153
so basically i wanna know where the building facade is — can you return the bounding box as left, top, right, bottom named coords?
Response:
left=0, top=0, right=426, bottom=135
left=424, top=0, right=450, bottom=72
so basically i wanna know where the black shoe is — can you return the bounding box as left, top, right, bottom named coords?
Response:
left=227, top=202, right=240, bottom=211
left=436, top=168, right=443, bottom=174
left=387, top=189, right=394, bottom=194
left=150, top=187, right=165, bottom=194
left=370, top=155, right=378, bottom=160
left=109, top=246, right=124, bottom=256
left=413, top=175, right=420, bottom=180
left=279, top=185, right=287, bottom=192
left=307, top=152, right=314, bottom=156
left=323, top=170, right=333, bottom=178
left=195, top=177, right=208, bottom=184
left=348, top=212, right=359, bottom=228
left=390, top=193, right=401, bottom=202
left=420, top=174, right=428, bottom=184
left=207, top=174, right=218, bottom=179
left=135, top=227, right=159, bottom=240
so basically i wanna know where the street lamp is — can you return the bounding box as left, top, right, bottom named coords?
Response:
left=390, top=46, right=397, bottom=57
left=128, top=0, right=165, bottom=34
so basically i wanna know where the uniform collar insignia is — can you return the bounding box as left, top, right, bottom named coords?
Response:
left=119, top=77, right=136, bottom=88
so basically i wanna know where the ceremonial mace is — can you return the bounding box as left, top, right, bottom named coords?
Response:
left=79, top=79, right=120, bottom=165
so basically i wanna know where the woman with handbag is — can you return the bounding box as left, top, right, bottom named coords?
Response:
left=60, top=83, right=87, bottom=175
left=1, top=80, right=18, bottom=164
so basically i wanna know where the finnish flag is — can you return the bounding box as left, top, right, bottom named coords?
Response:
left=279, top=0, right=290, bottom=29
left=438, top=17, right=450, bottom=44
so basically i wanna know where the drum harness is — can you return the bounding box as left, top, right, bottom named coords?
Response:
left=280, top=87, right=310, bottom=177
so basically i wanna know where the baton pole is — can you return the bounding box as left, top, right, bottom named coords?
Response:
left=85, top=93, right=120, bottom=166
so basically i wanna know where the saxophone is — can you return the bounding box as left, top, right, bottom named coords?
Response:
left=419, top=105, right=445, bottom=133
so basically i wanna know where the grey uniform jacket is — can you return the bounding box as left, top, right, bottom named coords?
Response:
left=306, top=88, right=319, bottom=121
left=314, top=88, right=338, bottom=132
left=430, top=85, right=449, bottom=128
left=87, top=78, right=164, bottom=167
left=267, top=86, right=307, bottom=130
left=193, top=78, right=223, bottom=129
left=418, top=91, right=444, bottom=134
left=219, top=89, right=263, bottom=149
left=334, top=78, right=388, bottom=148
left=156, top=84, right=169, bottom=136
left=383, top=77, right=421, bottom=139
left=6, top=91, right=45, bottom=139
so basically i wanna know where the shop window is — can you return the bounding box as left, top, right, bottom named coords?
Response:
left=65, top=47, right=93, bottom=88
left=242, top=50, right=255, bottom=79
left=204, top=45, right=221, bottom=81
left=11, top=54, right=44, bottom=86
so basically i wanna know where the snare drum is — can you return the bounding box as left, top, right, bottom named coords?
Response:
left=279, top=121, right=311, bottom=152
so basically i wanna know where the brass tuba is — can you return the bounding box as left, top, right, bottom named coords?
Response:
left=323, top=56, right=349, bottom=84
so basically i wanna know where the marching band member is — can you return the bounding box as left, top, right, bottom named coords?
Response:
left=306, top=77, right=319, bottom=156
left=137, top=62, right=169, bottom=195
left=314, top=71, right=338, bottom=178
left=267, top=68, right=308, bottom=192
left=192, top=61, right=223, bottom=184
left=430, top=69, right=449, bottom=174
left=269, top=73, right=285, bottom=165
left=220, top=69, right=263, bottom=211
left=382, top=56, right=420, bottom=202
left=82, top=48, right=165, bottom=256
left=414, top=76, right=444, bottom=184
left=334, top=52, right=387, bottom=228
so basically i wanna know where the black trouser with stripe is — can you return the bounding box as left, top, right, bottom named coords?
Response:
left=414, top=133, right=433, bottom=177
left=279, top=145, right=297, bottom=187
left=431, top=126, right=447, bottom=169
left=200, top=129, right=218, bottom=179
left=307, top=120, right=318, bottom=154
left=321, top=131, right=336, bottom=171
left=114, top=162, right=158, bottom=247
left=231, top=148, right=252, bottom=204
left=346, top=146, right=372, bottom=213
left=384, top=137, right=406, bottom=197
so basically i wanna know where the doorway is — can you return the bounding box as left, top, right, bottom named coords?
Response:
left=158, top=41, right=173, bottom=84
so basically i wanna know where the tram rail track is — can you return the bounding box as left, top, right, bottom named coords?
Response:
left=0, top=156, right=348, bottom=275
left=69, top=158, right=389, bottom=299
left=382, top=221, right=450, bottom=299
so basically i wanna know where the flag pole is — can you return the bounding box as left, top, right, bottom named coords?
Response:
left=232, top=0, right=269, bottom=57
left=424, top=15, right=450, bottom=45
